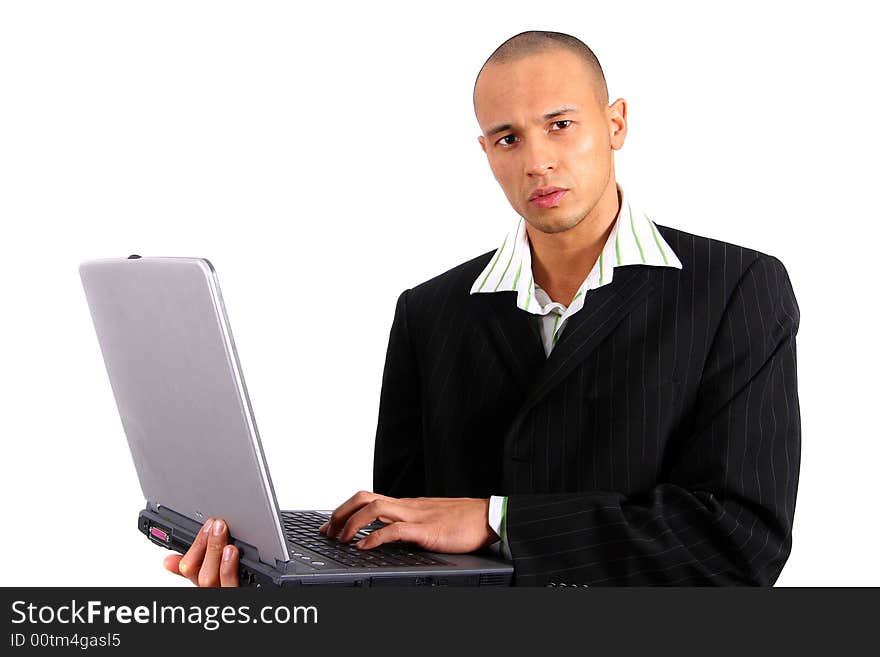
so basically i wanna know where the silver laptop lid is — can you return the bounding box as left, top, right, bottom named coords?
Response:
left=80, top=257, right=290, bottom=566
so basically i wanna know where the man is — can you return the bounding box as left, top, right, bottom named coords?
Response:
left=165, top=30, right=801, bottom=587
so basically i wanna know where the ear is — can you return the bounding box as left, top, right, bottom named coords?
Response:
left=478, top=135, right=487, bottom=154
left=608, top=98, right=628, bottom=150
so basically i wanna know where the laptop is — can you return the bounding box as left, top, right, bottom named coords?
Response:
left=79, top=255, right=513, bottom=587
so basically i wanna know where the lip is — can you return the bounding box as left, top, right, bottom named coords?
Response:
left=528, top=186, right=568, bottom=208
left=528, top=186, right=566, bottom=201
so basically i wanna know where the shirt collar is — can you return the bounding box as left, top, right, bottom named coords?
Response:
left=470, top=182, right=683, bottom=316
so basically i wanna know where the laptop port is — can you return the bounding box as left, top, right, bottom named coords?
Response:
left=239, top=568, right=256, bottom=586
left=147, top=524, right=171, bottom=545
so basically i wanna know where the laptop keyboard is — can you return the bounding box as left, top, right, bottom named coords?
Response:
left=281, top=511, right=449, bottom=569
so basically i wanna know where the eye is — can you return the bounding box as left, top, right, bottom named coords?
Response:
left=551, top=120, right=572, bottom=130
left=495, top=134, right=518, bottom=147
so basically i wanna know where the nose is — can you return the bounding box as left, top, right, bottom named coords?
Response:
left=524, top=137, right=556, bottom=177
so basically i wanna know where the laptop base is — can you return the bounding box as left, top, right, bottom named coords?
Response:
left=139, top=505, right=513, bottom=588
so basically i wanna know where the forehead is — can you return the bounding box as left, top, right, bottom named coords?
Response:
left=474, top=49, right=602, bottom=128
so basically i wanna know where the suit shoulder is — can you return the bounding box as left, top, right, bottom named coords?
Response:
left=390, top=250, right=497, bottom=329
left=655, top=223, right=796, bottom=324
left=654, top=222, right=790, bottom=278
left=407, top=249, right=496, bottom=299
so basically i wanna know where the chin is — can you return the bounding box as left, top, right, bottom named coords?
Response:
left=528, top=212, right=582, bottom=235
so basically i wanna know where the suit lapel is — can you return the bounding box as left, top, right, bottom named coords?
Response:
left=476, top=291, right=546, bottom=390
left=515, top=267, right=655, bottom=421
left=473, top=266, right=656, bottom=466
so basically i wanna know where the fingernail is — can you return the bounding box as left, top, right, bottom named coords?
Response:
left=318, top=522, right=327, bottom=533
left=356, top=539, right=365, bottom=548
left=202, top=518, right=214, bottom=534
left=213, top=520, right=225, bottom=536
left=179, top=561, right=188, bottom=573
left=223, top=545, right=233, bottom=562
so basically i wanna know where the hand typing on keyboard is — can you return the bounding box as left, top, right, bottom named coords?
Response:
left=283, top=511, right=450, bottom=568
left=318, top=492, right=497, bottom=554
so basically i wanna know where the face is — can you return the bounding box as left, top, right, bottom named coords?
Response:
left=474, top=49, right=627, bottom=234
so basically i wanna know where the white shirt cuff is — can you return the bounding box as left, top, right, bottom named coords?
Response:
left=488, top=495, right=505, bottom=538
left=488, top=495, right=512, bottom=560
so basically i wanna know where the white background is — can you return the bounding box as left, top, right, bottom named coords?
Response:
left=1, top=1, right=877, bottom=586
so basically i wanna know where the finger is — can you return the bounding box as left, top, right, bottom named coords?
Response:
left=219, top=544, right=240, bottom=588
left=338, top=499, right=410, bottom=543
left=178, top=518, right=214, bottom=586
left=198, top=519, right=229, bottom=587
left=323, top=491, right=388, bottom=538
left=323, top=491, right=380, bottom=537
left=357, top=521, right=432, bottom=550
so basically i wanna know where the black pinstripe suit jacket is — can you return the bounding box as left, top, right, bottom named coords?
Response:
left=372, top=223, right=801, bottom=586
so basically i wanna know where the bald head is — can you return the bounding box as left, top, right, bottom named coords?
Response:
left=473, top=31, right=609, bottom=112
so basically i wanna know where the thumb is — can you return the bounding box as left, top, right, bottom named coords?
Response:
left=163, top=554, right=183, bottom=575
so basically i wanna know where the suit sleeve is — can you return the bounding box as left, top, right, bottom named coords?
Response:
left=506, top=254, right=801, bottom=586
left=372, top=289, right=426, bottom=497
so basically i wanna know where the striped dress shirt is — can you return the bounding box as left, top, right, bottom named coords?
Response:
left=470, top=183, right=683, bottom=557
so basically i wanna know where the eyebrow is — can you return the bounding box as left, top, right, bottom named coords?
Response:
left=485, top=105, right=579, bottom=137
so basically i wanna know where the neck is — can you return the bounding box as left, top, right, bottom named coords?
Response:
left=526, top=180, right=621, bottom=306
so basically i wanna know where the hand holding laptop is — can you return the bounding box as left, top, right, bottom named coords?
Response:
left=319, top=492, right=498, bottom=553
left=163, top=518, right=241, bottom=587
